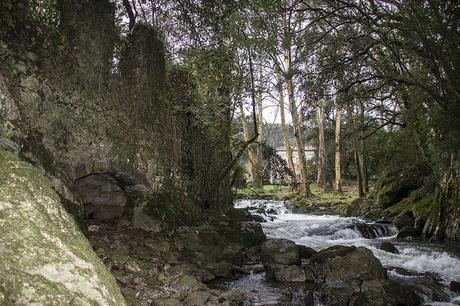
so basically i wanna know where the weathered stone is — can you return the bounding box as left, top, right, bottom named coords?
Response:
left=238, top=221, right=266, bottom=245
left=153, top=299, right=182, bottom=306
left=310, top=245, right=356, bottom=265
left=350, top=222, right=393, bottom=238
left=397, top=226, right=421, bottom=239
left=378, top=242, right=399, bottom=254
left=273, top=265, right=306, bottom=282
left=145, top=237, right=170, bottom=253
left=393, top=211, right=415, bottom=230
left=252, top=214, right=267, bottom=223
left=0, top=149, right=126, bottom=305
left=20, top=75, right=40, bottom=91
left=308, top=246, right=386, bottom=285
left=219, top=289, right=246, bottom=304
left=449, top=280, right=460, bottom=293
left=307, top=245, right=423, bottom=305
left=174, top=274, right=200, bottom=291
left=261, top=238, right=301, bottom=265
left=184, top=291, right=211, bottom=305
left=132, top=203, right=162, bottom=232
left=76, top=173, right=128, bottom=220
left=0, top=71, right=19, bottom=121
left=298, top=245, right=316, bottom=259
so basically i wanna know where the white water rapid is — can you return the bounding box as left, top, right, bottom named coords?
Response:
left=233, top=199, right=460, bottom=306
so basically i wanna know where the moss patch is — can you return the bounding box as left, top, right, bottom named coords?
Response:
left=0, top=149, right=126, bottom=305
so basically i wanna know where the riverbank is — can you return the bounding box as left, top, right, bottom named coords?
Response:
left=235, top=184, right=358, bottom=216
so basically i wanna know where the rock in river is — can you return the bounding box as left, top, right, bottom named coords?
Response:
left=306, top=245, right=422, bottom=306
left=378, top=242, right=399, bottom=254
left=261, top=238, right=301, bottom=266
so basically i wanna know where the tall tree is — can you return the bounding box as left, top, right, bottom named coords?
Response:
left=334, top=92, right=343, bottom=192
left=283, top=5, right=312, bottom=196
left=253, top=61, right=265, bottom=188
left=316, top=100, right=326, bottom=189
left=275, top=67, right=296, bottom=179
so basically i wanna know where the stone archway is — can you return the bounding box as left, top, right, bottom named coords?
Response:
left=75, top=171, right=135, bottom=221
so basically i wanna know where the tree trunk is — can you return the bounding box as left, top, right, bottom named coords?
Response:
left=335, top=99, right=343, bottom=192
left=283, top=6, right=311, bottom=196
left=286, top=67, right=311, bottom=195
left=253, top=63, right=264, bottom=188
left=238, top=99, right=258, bottom=184
left=275, top=68, right=296, bottom=179
left=122, top=0, right=136, bottom=31
left=358, top=101, right=368, bottom=193
left=316, top=102, right=326, bottom=189
left=347, top=103, right=364, bottom=197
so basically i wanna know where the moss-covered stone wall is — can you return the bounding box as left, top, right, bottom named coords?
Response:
left=0, top=0, right=233, bottom=224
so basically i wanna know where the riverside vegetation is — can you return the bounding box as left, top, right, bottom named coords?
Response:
left=0, top=1, right=459, bottom=306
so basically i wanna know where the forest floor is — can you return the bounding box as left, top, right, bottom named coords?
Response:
left=235, top=184, right=359, bottom=215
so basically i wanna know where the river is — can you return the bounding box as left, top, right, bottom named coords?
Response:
left=223, top=199, right=460, bottom=305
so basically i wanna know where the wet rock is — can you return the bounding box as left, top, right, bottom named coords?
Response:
left=306, top=246, right=388, bottom=285
left=375, top=216, right=394, bottom=224
left=397, top=226, right=421, bottom=239
left=298, top=245, right=316, bottom=259
left=239, top=221, right=266, bottom=245
left=310, top=246, right=421, bottom=306
left=224, top=208, right=253, bottom=222
left=378, top=242, right=399, bottom=254
left=450, top=280, right=460, bottom=293
left=389, top=267, right=449, bottom=302
left=310, top=245, right=356, bottom=265
left=184, top=291, right=211, bottom=305
left=206, top=261, right=248, bottom=279
left=251, top=214, right=267, bottom=223
left=359, top=279, right=422, bottom=306
left=272, top=265, right=306, bottom=282
left=261, top=239, right=301, bottom=266
left=261, top=239, right=305, bottom=282
left=351, top=222, right=392, bottom=238
left=393, top=211, right=415, bottom=230
left=319, top=246, right=387, bottom=283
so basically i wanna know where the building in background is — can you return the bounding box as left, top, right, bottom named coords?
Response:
left=276, top=145, right=318, bottom=177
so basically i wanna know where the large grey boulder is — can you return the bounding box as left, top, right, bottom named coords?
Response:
left=261, top=238, right=301, bottom=266
left=306, top=245, right=422, bottom=306
left=261, top=239, right=304, bottom=282
left=0, top=149, right=126, bottom=305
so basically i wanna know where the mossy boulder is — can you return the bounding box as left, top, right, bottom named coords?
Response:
left=0, top=149, right=126, bottom=305
left=346, top=198, right=382, bottom=218
left=372, top=166, right=429, bottom=209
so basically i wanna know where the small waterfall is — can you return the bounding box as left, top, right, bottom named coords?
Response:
left=349, top=222, right=397, bottom=239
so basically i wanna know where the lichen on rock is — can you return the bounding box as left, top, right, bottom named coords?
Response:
left=0, top=148, right=126, bottom=305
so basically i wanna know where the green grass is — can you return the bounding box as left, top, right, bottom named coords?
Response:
left=234, top=183, right=359, bottom=211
